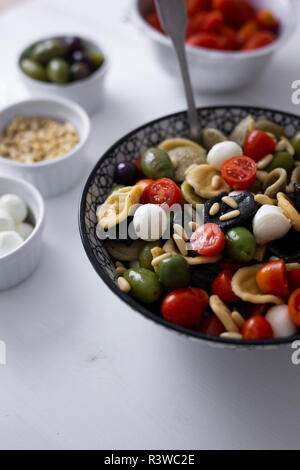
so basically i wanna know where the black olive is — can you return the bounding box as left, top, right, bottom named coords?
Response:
left=204, top=191, right=258, bottom=230
left=268, top=228, right=300, bottom=262
left=190, top=264, right=222, bottom=293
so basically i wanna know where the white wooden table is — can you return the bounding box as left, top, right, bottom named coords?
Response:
left=1, top=0, right=300, bottom=450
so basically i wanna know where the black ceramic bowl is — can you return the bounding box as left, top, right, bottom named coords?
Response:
left=79, top=106, right=300, bottom=349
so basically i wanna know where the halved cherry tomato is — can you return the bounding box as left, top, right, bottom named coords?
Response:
left=222, top=156, right=257, bottom=190
left=186, top=0, right=212, bottom=15
left=288, top=288, right=300, bottom=327
left=244, top=130, right=276, bottom=162
left=212, top=270, right=239, bottom=303
left=190, top=223, right=226, bottom=257
left=145, top=12, right=164, bottom=33
left=202, top=11, right=223, bottom=33
left=246, top=303, right=270, bottom=318
left=243, top=30, right=276, bottom=51
left=219, top=26, right=238, bottom=50
left=144, top=178, right=182, bottom=209
left=256, top=9, right=279, bottom=32
left=213, top=0, right=255, bottom=28
left=186, top=12, right=209, bottom=37
left=199, top=315, right=225, bottom=336
left=162, top=287, right=209, bottom=328
left=236, top=20, right=258, bottom=47
left=135, top=179, right=154, bottom=204
left=256, top=259, right=290, bottom=296
left=242, top=316, right=274, bottom=340
left=186, top=32, right=221, bottom=49
left=288, top=269, right=300, bottom=290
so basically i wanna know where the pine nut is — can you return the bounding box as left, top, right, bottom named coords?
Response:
left=220, top=332, right=243, bottom=340
left=152, top=253, right=172, bottom=271
left=173, top=234, right=188, bottom=257
left=286, top=263, right=300, bottom=272
left=257, top=154, right=273, bottom=170
left=254, top=244, right=267, bottom=262
left=231, top=311, right=245, bottom=329
left=189, top=221, right=199, bottom=232
left=173, top=224, right=188, bottom=241
left=219, top=210, right=240, bottom=221
left=211, top=175, right=222, bottom=190
left=209, top=202, right=220, bottom=216
left=151, top=247, right=165, bottom=259
left=221, top=196, right=238, bottom=209
left=254, top=194, right=275, bottom=206
left=118, top=277, right=131, bottom=293
left=116, top=266, right=127, bottom=277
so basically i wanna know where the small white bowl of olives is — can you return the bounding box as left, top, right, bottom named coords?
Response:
left=18, top=35, right=108, bottom=114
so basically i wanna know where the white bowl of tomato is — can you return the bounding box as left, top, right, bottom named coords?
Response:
left=132, top=0, right=295, bottom=93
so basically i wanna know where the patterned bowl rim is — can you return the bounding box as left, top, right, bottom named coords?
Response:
left=79, top=105, right=300, bottom=349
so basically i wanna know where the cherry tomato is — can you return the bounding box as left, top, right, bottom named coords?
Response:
left=144, top=178, right=182, bottom=209
left=145, top=12, right=164, bottom=33
left=190, top=223, right=226, bottom=257
left=222, top=156, right=257, bottom=190
left=219, top=26, right=238, bottom=50
left=186, top=12, right=209, bottom=37
left=213, top=0, right=255, bottom=28
left=186, top=0, right=212, bottom=15
left=199, top=315, right=225, bottom=336
left=288, top=269, right=300, bottom=290
left=212, top=270, right=239, bottom=303
left=186, top=32, right=221, bottom=49
left=202, top=11, right=223, bottom=34
left=243, top=30, right=276, bottom=51
left=246, top=303, right=270, bottom=318
left=288, top=288, right=300, bottom=327
left=236, top=20, right=258, bottom=47
left=256, top=260, right=290, bottom=297
left=135, top=179, right=154, bottom=204
left=162, top=287, right=209, bottom=328
left=244, top=130, right=276, bottom=162
left=256, top=9, right=279, bottom=32
left=242, top=316, right=274, bottom=340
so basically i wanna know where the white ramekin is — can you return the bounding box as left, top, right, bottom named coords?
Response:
left=17, top=36, right=108, bottom=115
left=0, top=175, right=45, bottom=291
left=0, top=97, right=90, bottom=198
left=132, top=0, right=295, bottom=93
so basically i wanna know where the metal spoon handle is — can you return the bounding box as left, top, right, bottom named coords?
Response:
left=154, top=0, right=200, bottom=141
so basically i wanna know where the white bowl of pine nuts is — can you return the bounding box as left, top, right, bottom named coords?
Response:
left=0, top=97, right=90, bottom=198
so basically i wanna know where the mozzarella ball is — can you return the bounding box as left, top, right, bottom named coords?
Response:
left=253, top=205, right=291, bottom=245
left=266, top=305, right=298, bottom=338
left=0, top=194, right=28, bottom=224
left=133, top=204, right=168, bottom=242
left=207, top=141, right=243, bottom=170
left=16, top=222, right=34, bottom=240
left=0, top=209, right=15, bottom=232
left=0, top=231, right=23, bottom=257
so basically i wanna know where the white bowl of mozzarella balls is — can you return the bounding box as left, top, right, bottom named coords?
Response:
left=0, top=175, right=45, bottom=290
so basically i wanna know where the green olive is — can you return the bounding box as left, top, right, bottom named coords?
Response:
left=181, top=181, right=206, bottom=208
left=47, top=58, right=70, bottom=84
left=20, top=59, right=47, bottom=82
left=107, top=185, right=125, bottom=198
left=139, top=240, right=163, bottom=271
left=88, top=51, right=105, bottom=69
left=225, top=227, right=256, bottom=263
left=292, top=132, right=300, bottom=161
left=158, top=255, right=190, bottom=290
left=123, top=268, right=162, bottom=304
left=265, top=152, right=294, bottom=173
left=141, top=148, right=174, bottom=180
left=31, top=39, right=66, bottom=64
left=255, top=120, right=285, bottom=141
